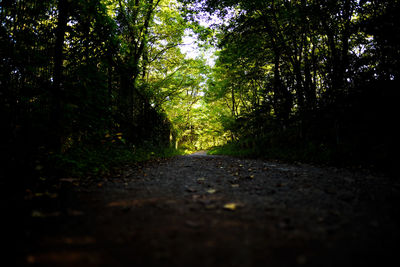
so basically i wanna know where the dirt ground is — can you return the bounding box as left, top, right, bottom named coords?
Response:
left=16, top=152, right=400, bottom=266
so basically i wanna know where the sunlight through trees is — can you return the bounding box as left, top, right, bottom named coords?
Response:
left=1, top=0, right=398, bottom=179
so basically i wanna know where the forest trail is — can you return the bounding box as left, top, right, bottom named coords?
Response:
left=19, top=154, right=399, bottom=267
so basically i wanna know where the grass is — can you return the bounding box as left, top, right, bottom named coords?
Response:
left=208, top=143, right=255, bottom=157
left=49, top=143, right=185, bottom=178
left=208, top=141, right=337, bottom=165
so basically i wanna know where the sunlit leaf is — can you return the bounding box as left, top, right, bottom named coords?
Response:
left=223, top=203, right=237, bottom=210
left=31, top=210, right=61, bottom=218
left=207, top=188, right=216, bottom=194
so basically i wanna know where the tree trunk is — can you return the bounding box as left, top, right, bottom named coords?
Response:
left=273, top=50, right=291, bottom=126
left=231, top=86, right=236, bottom=118
left=51, top=0, right=68, bottom=152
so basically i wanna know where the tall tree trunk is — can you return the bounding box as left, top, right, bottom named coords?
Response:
left=304, top=51, right=316, bottom=109
left=119, top=70, right=134, bottom=135
left=51, top=0, right=68, bottom=152
left=231, top=86, right=236, bottom=118
left=273, top=50, right=291, bottom=127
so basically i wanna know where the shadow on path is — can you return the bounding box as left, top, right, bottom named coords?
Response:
left=18, top=154, right=400, bottom=266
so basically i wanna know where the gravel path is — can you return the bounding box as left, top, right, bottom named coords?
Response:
left=19, top=154, right=400, bottom=266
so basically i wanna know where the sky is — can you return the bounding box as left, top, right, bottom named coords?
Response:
left=180, top=31, right=216, bottom=66
left=178, top=12, right=223, bottom=66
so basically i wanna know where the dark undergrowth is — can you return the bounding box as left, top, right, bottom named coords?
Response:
left=47, top=143, right=184, bottom=178
left=3, top=142, right=184, bottom=196
left=208, top=140, right=394, bottom=176
left=208, top=142, right=333, bottom=164
left=1, top=143, right=183, bottom=211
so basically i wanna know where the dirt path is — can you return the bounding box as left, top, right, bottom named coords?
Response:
left=18, top=154, right=400, bottom=266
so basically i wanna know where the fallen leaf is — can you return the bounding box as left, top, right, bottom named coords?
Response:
left=63, top=236, right=96, bottom=245
left=223, top=203, right=238, bottom=210
left=67, top=209, right=84, bottom=216
left=33, top=191, right=58, bottom=198
left=207, top=189, right=217, bottom=194
left=31, top=210, right=44, bottom=217
left=46, top=192, right=58, bottom=198
left=185, top=186, right=197, bottom=193
left=32, top=210, right=61, bottom=218
left=35, top=165, right=44, bottom=171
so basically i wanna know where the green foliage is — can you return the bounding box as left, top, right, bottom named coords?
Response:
left=209, top=139, right=336, bottom=166
left=2, top=0, right=398, bottom=183
left=1, top=0, right=198, bottom=181
left=50, top=142, right=184, bottom=177
left=183, top=0, right=399, bottom=172
left=158, top=56, right=227, bottom=150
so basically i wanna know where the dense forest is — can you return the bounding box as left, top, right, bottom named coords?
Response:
left=193, top=0, right=399, bottom=171
left=1, top=0, right=399, bottom=186
left=1, top=0, right=216, bottom=183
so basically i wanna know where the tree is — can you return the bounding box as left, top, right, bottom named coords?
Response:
left=179, top=0, right=399, bottom=169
